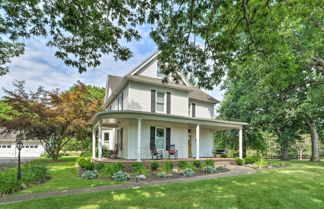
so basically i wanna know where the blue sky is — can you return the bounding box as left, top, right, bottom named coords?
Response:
left=0, top=32, right=224, bottom=104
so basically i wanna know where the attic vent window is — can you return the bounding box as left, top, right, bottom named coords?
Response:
left=157, top=62, right=164, bottom=78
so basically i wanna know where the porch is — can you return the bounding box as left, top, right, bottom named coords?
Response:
left=89, top=110, right=248, bottom=162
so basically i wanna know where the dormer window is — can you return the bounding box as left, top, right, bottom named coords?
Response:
left=157, top=62, right=164, bottom=78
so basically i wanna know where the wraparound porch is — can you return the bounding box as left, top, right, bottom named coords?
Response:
left=89, top=110, right=248, bottom=162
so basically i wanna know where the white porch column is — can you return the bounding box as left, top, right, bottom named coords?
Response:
left=239, top=127, right=243, bottom=159
left=92, top=126, right=96, bottom=159
left=98, top=119, right=103, bottom=161
left=196, top=124, right=200, bottom=160
left=137, top=118, right=142, bottom=162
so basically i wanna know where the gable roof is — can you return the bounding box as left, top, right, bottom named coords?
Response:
left=103, top=52, right=219, bottom=107
left=189, top=90, right=219, bottom=103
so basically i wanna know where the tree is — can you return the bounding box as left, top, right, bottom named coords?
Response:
left=292, top=135, right=311, bottom=160
left=0, top=81, right=102, bottom=160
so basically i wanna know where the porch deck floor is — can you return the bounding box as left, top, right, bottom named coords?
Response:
left=94, top=157, right=235, bottom=163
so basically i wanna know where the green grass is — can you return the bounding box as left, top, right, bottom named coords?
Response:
left=13, top=157, right=119, bottom=195
left=2, top=160, right=323, bottom=209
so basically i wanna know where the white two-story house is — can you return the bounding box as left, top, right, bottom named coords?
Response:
left=90, top=52, right=247, bottom=161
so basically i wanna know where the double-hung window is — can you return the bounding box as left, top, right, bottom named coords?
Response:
left=156, top=91, right=165, bottom=113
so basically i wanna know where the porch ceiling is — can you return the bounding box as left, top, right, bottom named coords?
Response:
left=90, top=110, right=248, bottom=130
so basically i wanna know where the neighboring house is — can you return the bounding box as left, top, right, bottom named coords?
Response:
left=0, top=129, right=45, bottom=158
left=90, top=52, right=248, bottom=161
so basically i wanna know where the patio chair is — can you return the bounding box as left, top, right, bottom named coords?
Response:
left=150, top=144, right=163, bottom=160
left=167, top=144, right=178, bottom=159
left=110, top=144, right=119, bottom=159
left=212, top=149, right=228, bottom=157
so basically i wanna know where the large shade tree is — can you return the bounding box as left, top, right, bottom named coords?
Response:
left=0, top=81, right=103, bottom=160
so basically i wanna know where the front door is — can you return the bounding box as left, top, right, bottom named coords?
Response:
left=155, top=128, right=165, bottom=151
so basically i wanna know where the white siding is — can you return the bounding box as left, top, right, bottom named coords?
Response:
left=127, top=120, right=188, bottom=159
left=136, top=58, right=158, bottom=78
left=107, top=83, right=129, bottom=111
left=190, top=100, right=215, bottom=119
left=191, top=128, right=214, bottom=158
left=128, top=81, right=189, bottom=116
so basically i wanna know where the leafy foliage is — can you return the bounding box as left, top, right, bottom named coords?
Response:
left=204, top=160, right=215, bottom=167
left=150, top=162, right=159, bottom=171
left=112, top=171, right=130, bottom=181
left=156, top=172, right=168, bottom=178
left=98, top=163, right=124, bottom=178
left=244, top=156, right=259, bottom=164
left=235, top=158, right=245, bottom=166
left=178, top=161, right=189, bottom=169
left=81, top=170, right=98, bottom=180
left=77, top=157, right=94, bottom=171
left=203, top=166, right=216, bottom=174
left=181, top=168, right=195, bottom=177
left=162, top=162, right=174, bottom=173
left=193, top=160, right=201, bottom=168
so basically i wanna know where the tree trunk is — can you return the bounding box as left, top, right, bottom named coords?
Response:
left=308, top=120, right=320, bottom=161
left=280, top=148, right=290, bottom=161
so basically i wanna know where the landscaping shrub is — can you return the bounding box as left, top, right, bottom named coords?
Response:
left=203, top=166, right=216, bottom=174
left=235, top=158, right=245, bottom=165
left=150, top=162, right=159, bottom=171
left=193, top=160, right=201, bottom=168
left=112, top=171, right=130, bottom=181
left=254, top=159, right=268, bottom=168
left=220, top=154, right=228, bottom=158
left=215, top=165, right=227, bottom=172
left=80, top=152, right=92, bottom=158
left=181, top=168, right=195, bottom=177
left=244, top=156, right=259, bottom=164
left=41, top=152, right=62, bottom=158
left=102, top=146, right=110, bottom=158
left=77, top=157, right=95, bottom=170
left=22, top=164, right=49, bottom=183
left=205, top=160, right=215, bottom=167
left=131, top=162, right=149, bottom=176
left=81, top=170, right=98, bottom=179
left=157, top=172, right=168, bottom=178
left=163, top=162, right=174, bottom=173
left=178, top=161, right=189, bottom=169
left=0, top=164, right=49, bottom=195
left=98, top=163, right=124, bottom=178
left=94, top=163, right=105, bottom=170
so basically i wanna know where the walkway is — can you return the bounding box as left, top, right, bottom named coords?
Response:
left=0, top=165, right=255, bottom=205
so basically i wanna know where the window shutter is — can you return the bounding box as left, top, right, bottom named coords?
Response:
left=192, top=103, right=196, bottom=117
left=151, top=90, right=156, bottom=112
left=167, top=92, right=171, bottom=114
left=120, top=128, right=123, bottom=150
left=166, top=128, right=171, bottom=150
left=150, top=126, right=155, bottom=149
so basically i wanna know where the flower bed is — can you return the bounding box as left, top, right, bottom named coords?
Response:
left=77, top=159, right=230, bottom=183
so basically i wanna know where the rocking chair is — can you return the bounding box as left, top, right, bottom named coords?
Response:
left=150, top=144, right=163, bottom=160
left=167, top=144, right=178, bottom=159
left=110, top=144, right=119, bottom=159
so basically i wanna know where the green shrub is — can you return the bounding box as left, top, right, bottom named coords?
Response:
left=0, top=164, right=49, bottom=195
left=181, top=168, right=195, bottom=177
left=157, top=172, right=168, bottom=178
left=205, top=160, right=215, bottom=167
left=254, top=159, right=268, bottom=168
left=150, top=162, right=159, bottom=171
left=98, top=163, right=124, bottom=178
left=22, top=164, right=49, bottom=183
left=112, top=171, right=130, bottom=181
left=244, top=156, right=259, bottom=164
left=163, top=162, right=174, bottom=173
left=215, top=165, right=227, bottom=172
left=203, top=166, right=216, bottom=173
left=81, top=170, right=98, bottom=179
left=131, top=162, right=149, bottom=176
left=220, top=154, right=228, bottom=158
left=41, top=152, right=62, bottom=158
left=178, top=161, right=189, bottom=169
left=102, top=146, right=110, bottom=158
left=235, top=158, right=245, bottom=165
left=77, top=157, right=95, bottom=170
left=94, top=163, right=105, bottom=170
left=193, top=160, right=201, bottom=168
left=80, top=152, right=92, bottom=158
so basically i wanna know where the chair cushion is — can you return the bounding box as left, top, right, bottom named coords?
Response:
left=151, top=149, right=158, bottom=154
left=169, top=150, right=175, bottom=154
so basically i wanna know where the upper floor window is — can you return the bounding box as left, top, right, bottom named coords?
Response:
left=117, top=92, right=123, bottom=110
left=156, top=91, right=165, bottom=113
left=157, top=62, right=164, bottom=78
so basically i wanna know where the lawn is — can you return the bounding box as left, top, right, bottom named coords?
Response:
left=13, top=157, right=120, bottom=195
left=2, top=160, right=323, bottom=209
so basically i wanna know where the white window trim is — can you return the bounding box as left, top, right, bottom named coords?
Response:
left=157, top=62, right=164, bottom=78
left=155, top=91, right=166, bottom=113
